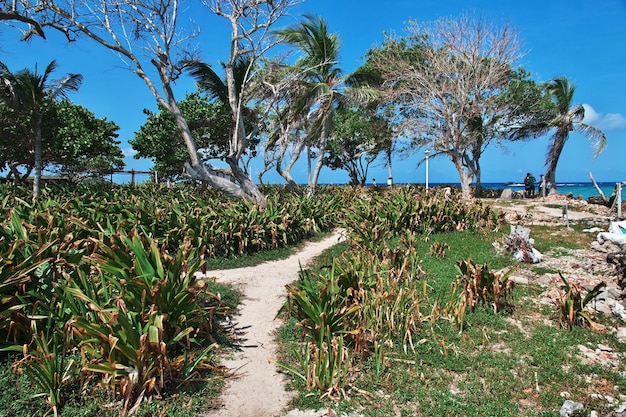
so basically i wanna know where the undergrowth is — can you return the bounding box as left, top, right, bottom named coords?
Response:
left=276, top=191, right=624, bottom=417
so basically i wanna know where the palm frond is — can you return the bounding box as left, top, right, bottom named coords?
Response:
left=547, top=76, right=575, bottom=115
left=50, top=73, right=83, bottom=100
left=185, top=60, right=228, bottom=104
left=276, top=14, right=341, bottom=80
left=569, top=103, right=585, bottom=123
left=577, top=123, right=607, bottom=157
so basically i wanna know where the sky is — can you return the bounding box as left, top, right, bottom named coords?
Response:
left=1, top=0, right=625, bottom=185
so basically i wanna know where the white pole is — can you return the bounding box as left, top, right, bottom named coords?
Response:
left=425, top=150, right=430, bottom=190
left=618, top=182, right=622, bottom=218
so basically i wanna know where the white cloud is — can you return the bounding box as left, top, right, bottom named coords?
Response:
left=123, top=147, right=137, bottom=158
left=582, top=104, right=626, bottom=130
left=601, top=113, right=626, bottom=130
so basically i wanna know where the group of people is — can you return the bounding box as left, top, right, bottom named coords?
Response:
left=524, top=172, right=549, bottom=198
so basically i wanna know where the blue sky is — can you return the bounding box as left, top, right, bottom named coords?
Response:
left=1, top=0, right=625, bottom=185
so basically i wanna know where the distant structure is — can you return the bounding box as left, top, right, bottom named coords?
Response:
left=110, top=170, right=155, bottom=186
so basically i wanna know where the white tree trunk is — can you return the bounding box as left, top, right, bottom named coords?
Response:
left=277, top=139, right=306, bottom=191
left=33, top=114, right=42, bottom=199
left=452, top=156, right=474, bottom=199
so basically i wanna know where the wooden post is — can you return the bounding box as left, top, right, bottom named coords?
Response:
left=131, top=169, right=136, bottom=186
left=618, top=182, right=622, bottom=219
left=589, top=172, right=608, bottom=202
left=562, top=201, right=569, bottom=228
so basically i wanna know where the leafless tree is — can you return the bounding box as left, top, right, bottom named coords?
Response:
left=1, top=1, right=48, bottom=39
left=371, top=14, right=523, bottom=198
left=34, top=0, right=300, bottom=207
left=255, top=59, right=309, bottom=191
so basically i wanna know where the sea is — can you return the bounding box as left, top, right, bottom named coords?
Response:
left=441, top=181, right=624, bottom=200
left=363, top=181, right=624, bottom=200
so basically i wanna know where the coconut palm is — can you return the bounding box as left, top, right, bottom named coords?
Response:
left=544, top=77, right=606, bottom=194
left=276, top=14, right=374, bottom=195
left=0, top=60, right=82, bottom=198
left=186, top=55, right=253, bottom=108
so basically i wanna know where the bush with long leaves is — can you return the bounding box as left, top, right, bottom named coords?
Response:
left=447, top=259, right=516, bottom=331
left=58, top=232, right=226, bottom=414
left=556, top=273, right=606, bottom=329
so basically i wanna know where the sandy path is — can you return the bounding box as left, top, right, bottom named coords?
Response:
left=202, top=230, right=345, bottom=417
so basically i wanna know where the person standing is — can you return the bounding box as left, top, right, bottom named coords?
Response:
left=539, top=174, right=547, bottom=198
left=524, top=173, right=536, bottom=198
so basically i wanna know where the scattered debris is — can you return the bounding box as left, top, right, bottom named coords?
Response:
left=497, top=225, right=543, bottom=263
left=560, top=400, right=585, bottom=416
left=597, top=221, right=626, bottom=248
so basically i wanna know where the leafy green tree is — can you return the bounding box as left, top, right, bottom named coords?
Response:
left=325, top=107, right=393, bottom=185
left=347, top=58, right=399, bottom=185
left=0, top=60, right=82, bottom=197
left=0, top=104, right=32, bottom=181
left=543, top=77, right=606, bottom=194
left=369, top=16, right=529, bottom=198
left=42, top=99, right=124, bottom=179
left=39, top=0, right=298, bottom=208
left=130, top=93, right=234, bottom=181
left=0, top=98, right=124, bottom=181
left=465, top=68, right=554, bottom=196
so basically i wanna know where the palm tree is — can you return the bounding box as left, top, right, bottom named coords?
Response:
left=544, top=77, right=606, bottom=194
left=0, top=60, right=82, bottom=198
left=186, top=55, right=253, bottom=108
left=275, top=14, right=352, bottom=196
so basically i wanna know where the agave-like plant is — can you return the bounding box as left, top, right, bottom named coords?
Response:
left=58, top=232, right=227, bottom=415
left=279, top=266, right=362, bottom=397
left=556, top=273, right=606, bottom=329
left=6, top=323, right=78, bottom=417
left=449, top=259, right=516, bottom=331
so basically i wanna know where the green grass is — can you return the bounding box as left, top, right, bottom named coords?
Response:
left=528, top=224, right=596, bottom=253
left=532, top=266, right=558, bottom=275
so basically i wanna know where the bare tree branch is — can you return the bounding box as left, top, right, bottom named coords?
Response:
left=32, top=0, right=300, bottom=206
left=371, top=13, right=525, bottom=198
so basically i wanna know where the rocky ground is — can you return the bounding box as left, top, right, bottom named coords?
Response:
left=489, top=194, right=625, bottom=325
left=489, top=195, right=626, bottom=416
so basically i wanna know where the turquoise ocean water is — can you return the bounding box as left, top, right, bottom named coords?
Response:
left=485, top=182, right=621, bottom=200
left=422, top=182, right=624, bottom=200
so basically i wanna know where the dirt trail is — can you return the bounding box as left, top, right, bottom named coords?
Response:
left=202, top=230, right=345, bottom=417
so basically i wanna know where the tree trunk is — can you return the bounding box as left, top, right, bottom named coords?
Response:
left=386, top=148, right=393, bottom=186
left=474, top=159, right=483, bottom=197
left=452, top=156, right=474, bottom=199
left=308, top=149, right=325, bottom=196
left=226, top=156, right=266, bottom=206
left=590, top=171, right=609, bottom=202
left=308, top=121, right=329, bottom=197
left=545, top=133, right=567, bottom=195
left=169, top=100, right=267, bottom=207
left=33, top=114, right=42, bottom=199
left=275, top=139, right=305, bottom=193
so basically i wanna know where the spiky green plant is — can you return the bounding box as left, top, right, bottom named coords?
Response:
left=556, top=272, right=606, bottom=329
left=448, top=259, right=516, bottom=331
